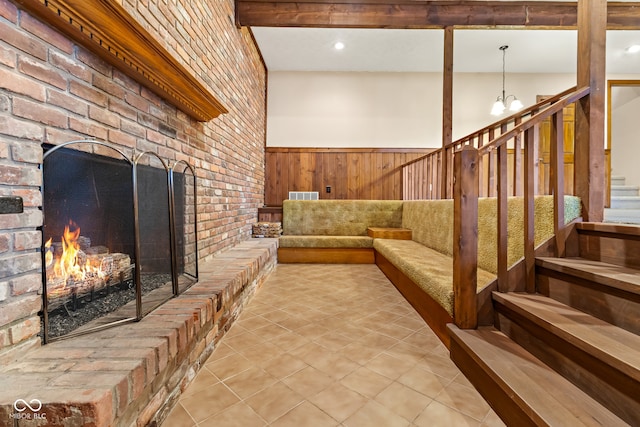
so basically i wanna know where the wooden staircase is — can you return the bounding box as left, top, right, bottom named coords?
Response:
left=449, top=223, right=640, bottom=426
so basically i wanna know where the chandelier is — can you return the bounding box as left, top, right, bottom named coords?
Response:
left=490, top=45, right=523, bottom=116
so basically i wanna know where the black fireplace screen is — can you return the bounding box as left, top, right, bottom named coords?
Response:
left=41, top=140, right=198, bottom=342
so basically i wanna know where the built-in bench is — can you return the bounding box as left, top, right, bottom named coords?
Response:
left=279, top=197, right=582, bottom=346
left=0, top=239, right=278, bottom=427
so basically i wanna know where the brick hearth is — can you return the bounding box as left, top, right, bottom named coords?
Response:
left=0, top=239, right=277, bottom=427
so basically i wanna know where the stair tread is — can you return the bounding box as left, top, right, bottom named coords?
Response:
left=493, top=292, right=640, bottom=382
left=449, top=326, right=628, bottom=427
left=577, top=222, right=640, bottom=236
left=536, top=256, right=640, bottom=295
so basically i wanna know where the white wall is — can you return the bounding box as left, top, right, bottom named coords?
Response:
left=266, top=71, right=576, bottom=148
left=611, top=93, right=640, bottom=187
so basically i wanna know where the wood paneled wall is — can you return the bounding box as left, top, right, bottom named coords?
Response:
left=265, top=147, right=434, bottom=206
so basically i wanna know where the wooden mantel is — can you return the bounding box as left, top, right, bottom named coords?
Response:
left=17, top=0, right=228, bottom=122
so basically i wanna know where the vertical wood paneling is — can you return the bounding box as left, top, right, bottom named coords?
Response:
left=265, top=148, right=431, bottom=205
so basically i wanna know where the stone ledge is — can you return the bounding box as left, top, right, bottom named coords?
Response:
left=0, top=238, right=278, bottom=427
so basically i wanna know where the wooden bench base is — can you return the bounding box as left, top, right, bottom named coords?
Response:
left=278, top=247, right=375, bottom=264
left=375, top=250, right=453, bottom=348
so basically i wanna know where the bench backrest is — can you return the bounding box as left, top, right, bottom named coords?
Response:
left=283, top=200, right=404, bottom=236
left=402, top=195, right=581, bottom=274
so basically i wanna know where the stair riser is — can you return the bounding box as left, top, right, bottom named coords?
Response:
left=610, top=198, right=640, bottom=209
left=611, top=177, right=626, bottom=186
left=611, top=188, right=640, bottom=197
left=495, top=308, right=640, bottom=426
left=537, top=270, right=640, bottom=335
left=579, top=230, right=640, bottom=270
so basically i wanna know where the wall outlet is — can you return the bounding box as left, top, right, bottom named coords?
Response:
left=326, top=186, right=331, bottom=193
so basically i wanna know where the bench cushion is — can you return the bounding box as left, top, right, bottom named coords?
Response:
left=374, top=239, right=496, bottom=316
left=283, top=200, right=403, bottom=236
left=279, top=235, right=374, bottom=248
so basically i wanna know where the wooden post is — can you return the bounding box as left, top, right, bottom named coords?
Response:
left=551, top=111, right=566, bottom=257
left=524, top=128, right=536, bottom=293
left=441, top=27, right=454, bottom=199
left=575, top=0, right=606, bottom=221
left=497, top=143, right=508, bottom=292
left=453, top=146, right=478, bottom=329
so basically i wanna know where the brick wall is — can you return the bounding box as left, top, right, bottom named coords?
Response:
left=0, top=0, right=266, bottom=361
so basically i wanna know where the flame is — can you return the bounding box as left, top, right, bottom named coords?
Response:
left=46, top=221, right=106, bottom=288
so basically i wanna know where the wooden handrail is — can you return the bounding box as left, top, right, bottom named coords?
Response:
left=452, top=85, right=591, bottom=329
left=478, top=86, right=590, bottom=156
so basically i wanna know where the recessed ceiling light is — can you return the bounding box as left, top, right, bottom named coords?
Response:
left=334, top=42, right=345, bottom=50
left=627, top=45, right=640, bottom=53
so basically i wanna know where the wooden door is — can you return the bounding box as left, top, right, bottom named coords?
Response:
left=538, top=97, right=575, bottom=195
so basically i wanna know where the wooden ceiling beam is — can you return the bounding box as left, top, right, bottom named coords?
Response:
left=236, top=1, right=640, bottom=30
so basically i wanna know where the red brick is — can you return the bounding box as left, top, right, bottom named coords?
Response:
left=34, top=387, right=114, bottom=427
left=13, top=231, right=40, bottom=251
left=89, top=105, right=120, bottom=128
left=0, top=43, right=15, bottom=67
left=47, top=89, right=89, bottom=116
left=0, top=67, right=45, bottom=101
left=13, top=188, right=41, bottom=207
left=50, top=50, right=91, bottom=81
left=50, top=372, right=129, bottom=416
left=13, top=97, right=68, bottom=128
left=20, top=11, right=73, bottom=54
left=10, top=141, right=41, bottom=163
left=0, top=0, right=17, bottom=23
left=125, top=92, right=150, bottom=113
left=108, top=99, right=137, bottom=121
left=18, top=56, right=67, bottom=90
left=8, top=315, right=40, bottom=344
left=69, top=80, right=108, bottom=107
left=0, top=19, right=46, bottom=60
left=0, top=234, right=8, bottom=253
left=0, top=210, right=42, bottom=229
left=0, top=294, right=41, bottom=325
left=9, top=272, right=40, bottom=296
left=45, top=127, right=84, bottom=146
left=93, top=73, right=126, bottom=99
left=76, top=45, right=111, bottom=76
left=136, top=387, right=166, bottom=427
left=69, top=117, right=109, bottom=140
left=120, top=119, right=146, bottom=138
left=0, top=163, right=41, bottom=186
left=108, top=129, right=136, bottom=149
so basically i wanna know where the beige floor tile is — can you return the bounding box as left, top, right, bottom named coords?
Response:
left=222, top=366, right=278, bottom=399
left=180, top=367, right=219, bottom=399
left=481, top=409, right=507, bottom=427
left=205, top=353, right=254, bottom=381
left=397, top=366, right=450, bottom=399
left=309, top=382, right=368, bottom=422
left=307, top=352, right=360, bottom=380
left=374, top=381, right=433, bottom=423
left=162, top=403, right=195, bottom=427
left=343, top=400, right=411, bottom=427
left=179, top=382, right=239, bottom=422
left=260, top=352, right=308, bottom=379
left=245, top=381, right=304, bottom=422
left=281, top=365, right=335, bottom=398
left=198, top=402, right=266, bottom=427
left=414, top=401, right=481, bottom=427
left=271, top=401, right=339, bottom=427
left=340, top=366, right=393, bottom=399
left=161, top=265, right=498, bottom=427
left=366, top=353, right=416, bottom=380
left=435, top=380, right=492, bottom=421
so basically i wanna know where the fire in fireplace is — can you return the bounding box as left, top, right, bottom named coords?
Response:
left=41, top=140, right=198, bottom=342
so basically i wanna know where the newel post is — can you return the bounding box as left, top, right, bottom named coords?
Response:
left=453, top=146, right=479, bottom=329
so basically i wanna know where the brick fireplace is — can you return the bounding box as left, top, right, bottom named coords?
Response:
left=0, top=0, right=265, bottom=360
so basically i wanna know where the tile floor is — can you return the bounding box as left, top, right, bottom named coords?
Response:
left=163, top=264, right=505, bottom=427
